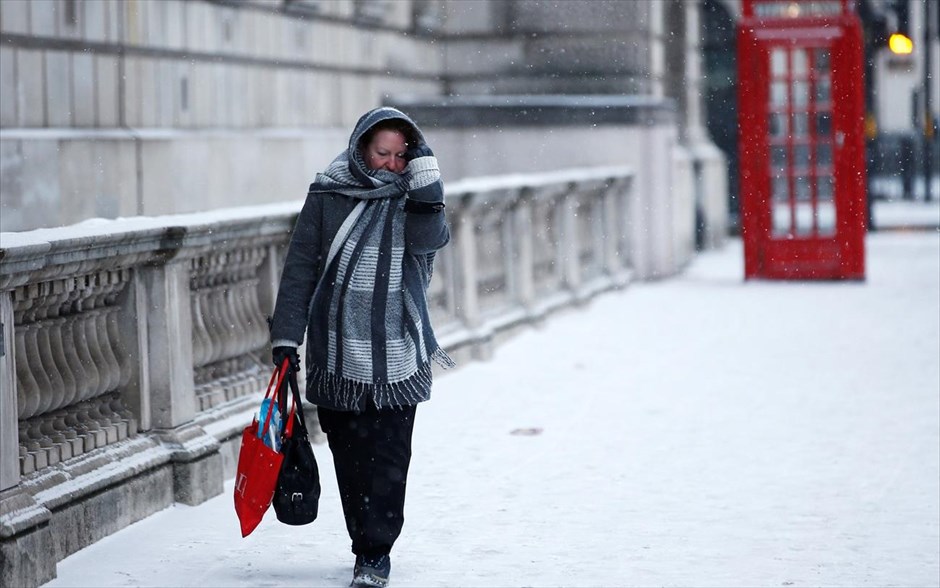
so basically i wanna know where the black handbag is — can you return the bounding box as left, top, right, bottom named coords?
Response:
left=273, top=368, right=320, bottom=526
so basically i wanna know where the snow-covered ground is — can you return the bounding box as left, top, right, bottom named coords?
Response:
left=873, top=198, right=940, bottom=230
left=45, top=231, right=940, bottom=588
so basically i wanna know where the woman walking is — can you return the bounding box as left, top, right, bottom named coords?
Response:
left=269, top=107, right=453, bottom=587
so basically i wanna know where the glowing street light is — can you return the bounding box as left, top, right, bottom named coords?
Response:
left=888, top=33, right=913, bottom=54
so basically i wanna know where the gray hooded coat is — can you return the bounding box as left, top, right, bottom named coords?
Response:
left=270, top=107, right=451, bottom=412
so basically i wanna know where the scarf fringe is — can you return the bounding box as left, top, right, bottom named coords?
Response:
left=307, top=346, right=455, bottom=410
left=431, top=346, right=456, bottom=370
left=306, top=359, right=424, bottom=410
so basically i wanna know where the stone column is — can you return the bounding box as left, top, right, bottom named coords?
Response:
left=115, top=272, right=151, bottom=433
left=602, top=182, right=624, bottom=281
left=144, top=260, right=196, bottom=429
left=649, top=0, right=667, bottom=98
left=512, top=188, right=535, bottom=313
left=559, top=186, right=582, bottom=295
left=141, top=258, right=222, bottom=506
left=0, top=292, right=17, bottom=492
left=454, top=198, right=490, bottom=358
left=684, top=0, right=708, bottom=145
left=631, top=123, right=681, bottom=279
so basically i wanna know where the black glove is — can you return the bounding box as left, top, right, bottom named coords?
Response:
left=404, top=143, right=434, bottom=161
left=272, top=345, right=300, bottom=373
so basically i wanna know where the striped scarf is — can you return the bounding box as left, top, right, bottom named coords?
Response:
left=305, top=108, right=453, bottom=409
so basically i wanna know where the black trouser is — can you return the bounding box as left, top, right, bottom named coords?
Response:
left=317, top=403, right=417, bottom=558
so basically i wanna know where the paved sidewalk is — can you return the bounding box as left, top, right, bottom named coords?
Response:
left=46, top=232, right=940, bottom=587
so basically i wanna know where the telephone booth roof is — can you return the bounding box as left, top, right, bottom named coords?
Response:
left=742, top=0, right=857, bottom=21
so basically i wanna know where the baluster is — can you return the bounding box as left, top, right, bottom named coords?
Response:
left=216, top=261, right=240, bottom=361
left=235, top=279, right=262, bottom=357
left=80, top=307, right=110, bottom=400
left=115, top=271, right=133, bottom=388
left=62, top=313, right=92, bottom=403
left=94, top=299, right=122, bottom=394
left=87, top=276, right=114, bottom=390
left=22, top=324, right=53, bottom=420
left=36, top=318, right=67, bottom=416
left=191, top=293, right=210, bottom=367
left=215, top=281, right=237, bottom=363
left=50, top=313, right=81, bottom=409
left=251, top=246, right=273, bottom=344
left=71, top=287, right=101, bottom=403
left=223, top=285, right=246, bottom=359
left=198, top=266, right=216, bottom=367
left=202, top=283, right=224, bottom=366
left=61, top=284, right=90, bottom=403
left=45, top=280, right=79, bottom=407
left=225, top=252, right=249, bottom=359
left=15, top=325, right=41, bottom=420
left=190, top=258, right=211, bottom=367
left=105, top=305, right=132, bottom=390
left=551, top=194, right=566, bottom=289
left=242, top=278, right=262, bottom=355
left=81, top=276, right=112, bottom=394
left=217, top=285, right=238, bottom=361
left=245, top=277, right=268, bottom=350
left=199, top=284, right=218, bottom=366
left=90, top=275, right=121, bottom=393
left=230, top=258, right=256, bottom=357
left=236, top=252, right=255, bottom=341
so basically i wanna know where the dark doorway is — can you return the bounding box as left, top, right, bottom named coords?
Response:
left=702, top=0, right=740, bottom=230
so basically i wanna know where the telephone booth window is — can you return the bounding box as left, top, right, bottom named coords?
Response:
left=766, top=42, right=842, bottom=239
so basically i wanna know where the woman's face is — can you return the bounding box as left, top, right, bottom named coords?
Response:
left=363, top=129, right=408, bottom=174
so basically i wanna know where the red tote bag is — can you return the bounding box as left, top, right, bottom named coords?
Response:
left=234, top=359, right=291, bottom=537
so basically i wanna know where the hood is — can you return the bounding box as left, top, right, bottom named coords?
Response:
left=347, top=107, right=425, bottom=186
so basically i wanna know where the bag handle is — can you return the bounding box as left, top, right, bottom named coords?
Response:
left=259, top=358, right=290, bottom=439
left=282, top=369, right=308, bottom=440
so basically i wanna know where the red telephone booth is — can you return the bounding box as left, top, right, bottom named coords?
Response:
left=738, top=0, right=867, bottom=279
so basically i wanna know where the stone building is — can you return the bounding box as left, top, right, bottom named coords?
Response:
left=0, top=1, right=728, bottom=585
left=0, top=0, right=728, bottom=270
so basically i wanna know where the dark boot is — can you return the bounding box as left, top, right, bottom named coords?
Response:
left=351, top=553, right=391, bottom=587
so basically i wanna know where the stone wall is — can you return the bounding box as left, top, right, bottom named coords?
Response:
left=0, top=0, right=444, bottom=231
left=438, top=0, right=658, bottom=95
left=0, top=0, right=443, bottom=130
left=1, top=0, right=728, bottom=249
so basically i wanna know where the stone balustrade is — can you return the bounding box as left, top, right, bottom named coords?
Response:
left=0, top=167, right=634, bottom=587
left=434, top=169, right=634, bottom=358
